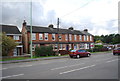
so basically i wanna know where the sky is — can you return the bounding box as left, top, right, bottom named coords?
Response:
left=0, top=0, right=119, bottom=35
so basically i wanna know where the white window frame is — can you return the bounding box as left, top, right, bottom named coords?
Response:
left=90, top=36, right=92, bottom=41
left=84, top=35, right=87, bottom=41
left=74, top=35, right=77, bottom=41
left=39, top=33, right=43, bottom=40
left=60, top=44, right=62, bottom=50
left=87, top=35, right=89, bottom=41
left=65, top=34, right=68, bottom=41
left=79, top=35, right=82, bottom=41
left=44, top=33, right=48, bottom=41
left=59, top=34, right=62, bottom=41
left=13, top=35, right=19, bottom=40
left=32, top=33, right=36, bottom=40
left=52, top=34, right=55, bottom=41
left=69, top=34, right=72, bottom=41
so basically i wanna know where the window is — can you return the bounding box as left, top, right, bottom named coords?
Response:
left=87, top=35, right=89, bottom=41
left=13, top=35, right=19, bottom=40
left=84, top=35, right=87, bottom=41
left=69, top=34, right=72, bottom=41
left=65, top=34, right=68, bottom=41
left=60, top=44, right=62, bottom=50
left=54, top=44, right=58, bottom=49
left=59, top=34, right=62, bottom=40
left=90, top=36, right=92, bottom=41
left=79, top=35, right=82, bottom=41
left=32, top=33, right=36, bottom=40
left=32, top=45, right=35, bottom=51
left=74, top=35, right=77, bottom=41
left=44, top=33, right=48, bottom=40
left=39, top=33, right=43, bottom=40
left=80, top=43, right=84, bottom=49
left=52, top=34, right=55, bottom=41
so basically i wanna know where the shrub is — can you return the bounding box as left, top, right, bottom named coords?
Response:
left=35, top=45, right=54, bottom=57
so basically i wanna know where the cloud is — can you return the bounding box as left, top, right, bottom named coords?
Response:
left=1, top=0, right=119, bottom=35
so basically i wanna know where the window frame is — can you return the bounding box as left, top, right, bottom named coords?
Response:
left=39, top=33, right=43, bottom=40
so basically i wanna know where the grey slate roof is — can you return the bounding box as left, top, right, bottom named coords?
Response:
left=0, top=25, right=21, bottom=34
left=26, top=25, right=92, bottom=35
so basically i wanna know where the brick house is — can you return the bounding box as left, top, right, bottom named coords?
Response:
left=1, top=25, right=23, bottom=56
left=22, top=21, right=94, bottom=54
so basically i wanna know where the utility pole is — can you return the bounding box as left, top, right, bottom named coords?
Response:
left=57, top=18, right=59, bottom=55
left=30, top=1, right=33, bottom=59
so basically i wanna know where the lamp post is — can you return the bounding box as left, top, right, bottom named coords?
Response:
left=57, top=18, right=59, bottom=55
left=30, top=1, right=33, bottom=59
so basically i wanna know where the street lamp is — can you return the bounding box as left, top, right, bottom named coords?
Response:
left=30, top=1, right=33, bottom=59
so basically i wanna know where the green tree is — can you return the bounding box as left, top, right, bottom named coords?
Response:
left=2, top=33, right=18, bottom=56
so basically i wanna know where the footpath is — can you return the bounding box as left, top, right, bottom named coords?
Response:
left=0, top=55, right=69, bottom=64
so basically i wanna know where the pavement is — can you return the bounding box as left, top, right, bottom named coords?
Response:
left=1, top=55, right=68, bottom=64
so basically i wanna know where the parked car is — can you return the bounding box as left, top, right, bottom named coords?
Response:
left=113, top=47, right=120, bottom=55
left=69, top=49, right=91, bottom=58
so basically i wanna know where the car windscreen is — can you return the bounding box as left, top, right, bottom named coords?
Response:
left=70, top=50, right=76, bottom=52
left=78, top=50, right=86, bottom=52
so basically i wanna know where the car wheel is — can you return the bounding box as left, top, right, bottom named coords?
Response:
left=87, top=54, right=90, bottom=57
left=70, top=56, right=73, bottom=58
left=76, top=55, right=80, bottom=58
left=113, top=53, right=116, bottom=55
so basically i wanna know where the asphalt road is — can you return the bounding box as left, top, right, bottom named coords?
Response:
left=1, top=52, right=119, bottom=79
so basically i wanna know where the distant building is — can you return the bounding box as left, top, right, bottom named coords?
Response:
left=22, top=20, right=94, bottom=54
left=1, top=25, right=23, bottom=56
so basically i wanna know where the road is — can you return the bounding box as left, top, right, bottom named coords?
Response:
left=1, top=52, right=119, bottom=79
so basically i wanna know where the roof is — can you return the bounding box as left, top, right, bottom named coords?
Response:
left=25, top=25, right=92, bottom=35
left=0, top=25, right=21, bottom=34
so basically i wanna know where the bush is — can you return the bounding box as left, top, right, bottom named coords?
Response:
left=35, top=45, right=54, bottom=57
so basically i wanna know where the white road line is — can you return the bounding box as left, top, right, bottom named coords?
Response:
left=51, top=63, right=85, bottom=70
left=19, top=65, right=33, bottom=67
left=96, top=57, right=114, bottom=62
left=106, top=59, right=118, bottom=63
left=1, top=74, right=24, bottom=79
left=0, top=68, right=8, bottom=70
left=59, top=65, right=95, bottom=74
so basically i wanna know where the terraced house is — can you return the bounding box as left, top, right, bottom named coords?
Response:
left=22, top=20, right=94, bottom=54
left=1, top=25, right=23, bottom=56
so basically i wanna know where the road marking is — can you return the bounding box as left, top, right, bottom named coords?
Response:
left=51, top=63, right=85, bottom=70
left=96, top=57, right=114, bottom=62
left=106, top=59, right=118, bottom=63
left=19, top=65, right=33, bottom=67
left=1, top=74, right=24, bottom=79
left=0, top=68, right=8, bottom=70
left=59, top=65, right=95, bottom=74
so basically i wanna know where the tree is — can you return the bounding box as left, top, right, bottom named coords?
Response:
left=2, top=33, right=18, bottom=56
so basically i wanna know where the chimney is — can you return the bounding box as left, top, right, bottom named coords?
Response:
left=48, top=24, right=54, bottom=28
left=84, top=29, right=88, bottom=32
left=69, top=27, right=74, bottom=30
left=23, top=20, right=27, bottom=26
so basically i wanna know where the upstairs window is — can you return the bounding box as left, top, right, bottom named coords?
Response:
left=39, top=33, right=43, bottom=40
left=69, top=34, right=72, bottom=41
left=59, top=34, right=62, bottom=40
left=84, top=35, right=87, bottom=41
left=32, top=33, right=36, bottom=40
left=65, top=34, right=68, bottom=41
left=13, top=35, right=19, bottom=40
left=79, top=35, right=82, bottom=41
left=74, top=35, right=77, bottom=41
left=44, top=33, right=48, bottom=41
left=90, top=36, right=92, bottom=41
left=52, top=34, right=55, bottom=41
left=87, top=35, right=89, bottom=41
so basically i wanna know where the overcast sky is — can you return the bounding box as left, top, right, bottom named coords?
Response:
left=1, top=0, right=119, bottom=35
